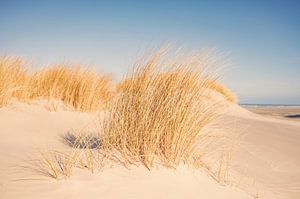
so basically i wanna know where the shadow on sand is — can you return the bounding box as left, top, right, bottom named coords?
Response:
left=60, top=132, right=101, bottom=149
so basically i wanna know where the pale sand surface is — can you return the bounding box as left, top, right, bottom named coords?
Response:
left=0, top=102, right=299, bottom=198
left=224, top=105, right=300, bottom=198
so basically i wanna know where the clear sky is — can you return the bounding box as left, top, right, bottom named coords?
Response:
left=1, top=0, right=299, bottom=104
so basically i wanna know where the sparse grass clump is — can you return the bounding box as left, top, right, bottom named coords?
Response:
left=34, top=150, right=80, bottom=179
left=101, top=49, right=226, bottom=168
left=25, top=149, right=103, bottom=180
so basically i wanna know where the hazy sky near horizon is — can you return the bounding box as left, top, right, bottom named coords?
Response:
left=1, top=0, right=299, bottom=104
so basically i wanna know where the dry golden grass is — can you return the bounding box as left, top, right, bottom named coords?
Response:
left=118, top=75, right=237, bottom=104
left=21, top=150, right=81, bottom=180
left=0, top=56, right=28, bottom=107
left=101, top=49, right=227, bottom=169
left=207, top=79, right=238, bottom=103
left=29, top=65, right=112, bottom=111
left=0, top=57, right=112, bottom=111
left=13, top=48, right=237, bottom=181
left=35, top=150, right=80, bottom=179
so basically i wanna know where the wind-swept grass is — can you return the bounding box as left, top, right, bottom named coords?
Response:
left=207, top=79, right=238, bottom=103
left=14, top=48, right=237, bottom=181
left=101, top=49, right=227, bottom=169
left=24, top=150, right=81, bottom=180
left=29, top=65, right=112, bottom=111
left=0, top=56, right=28, bottom=107
left=0, top=57, right=112, bottom=111
left=118, top=75, right=237, bottom=104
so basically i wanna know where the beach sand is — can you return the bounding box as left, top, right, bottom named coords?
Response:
left=0, top=102, right=299, bottom=199
left=226, top=105, right=300, bottom=198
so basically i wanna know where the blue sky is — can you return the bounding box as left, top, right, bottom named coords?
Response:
left=1, top=0, right=299, bottom=104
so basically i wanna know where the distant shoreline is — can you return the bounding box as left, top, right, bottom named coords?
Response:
left=243, top=104, right=300, bottom=121
left=240, top=104, right=300, bottom=108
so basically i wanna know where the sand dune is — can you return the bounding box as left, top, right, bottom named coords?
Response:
left=0, top=102, right=299, bottom=198
left=225, top=105, right=300, bottom=198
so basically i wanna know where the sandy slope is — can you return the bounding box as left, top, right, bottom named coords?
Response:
left=224, top=105, right=300, bottom=199
left=0, top=102, right=299, bottom=198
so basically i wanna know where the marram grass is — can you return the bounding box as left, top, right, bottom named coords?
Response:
left=29, top=65, right=112, bottom=111
left=0, top=56, right=28, bottom=106
left=0, top=56, right=112, bottom=111
left=206, top=79, right=238, bottom=103
left=2, top=49, right=237, bottom=181
left=0, top=54, right=236, bottom=111
left=101, top=49, right=228, bottom=169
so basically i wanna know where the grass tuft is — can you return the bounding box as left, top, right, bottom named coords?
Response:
left=207, top=80, right=238, bottom=103
left=29, top=65, right=112, bottom=111
left=101, top=49, right=227, bottom=168
left=16, top=48, right=237, bottom=182
left=0, top=57, right=112, bottom=111
left=0, top=56, right=28, bottom=107
left=25, top=150, right=81, bottom=180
